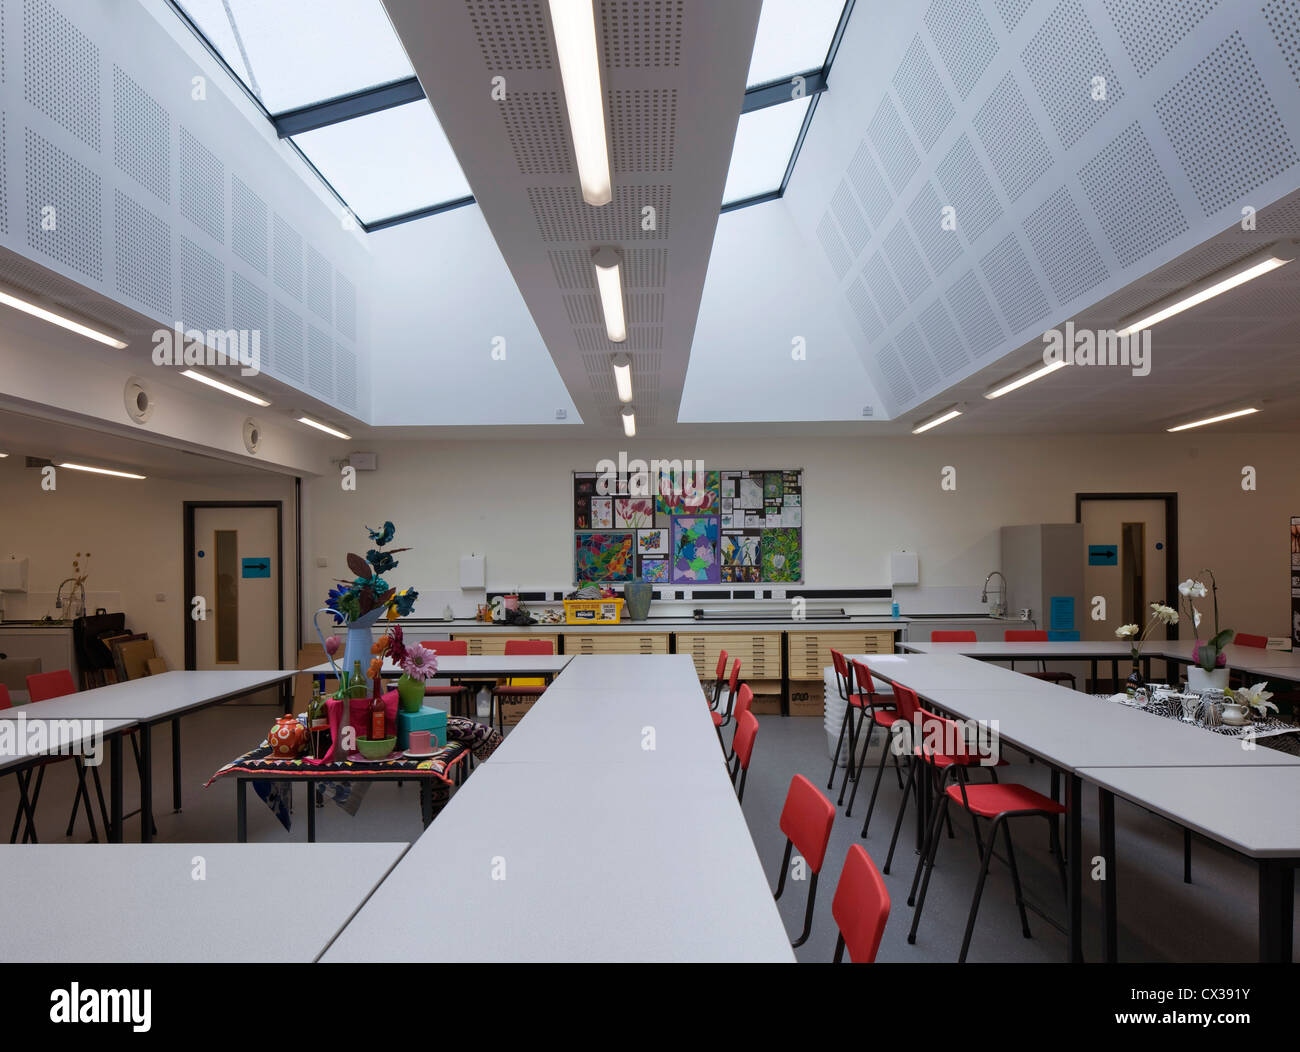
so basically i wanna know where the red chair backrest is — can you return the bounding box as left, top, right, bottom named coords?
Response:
left=892, top=683, right=920, bottom=722
left=931, top=630, right=977, bottom=642
left=27, top=669, right=76, bottom=702
left=733, top=683, right=753, bottom=724
left=850, top=658, right=876, bottom=697
left=714, top=649, right=729, bottom=680
left=778, top=775, right=836, bottom=874
left=830, top=648, right=852, bottom=699
left=733, top=710, right=759, bottom=772
left=0, top=684, right=10, bottom=710
left=915, top=703, right=987, bottom=764
left=419, top=640, right=468, bottom=656
left=832, top=844, right=891, bottom=963
left=1234, top=633, right=1268, bottom=649
left=728, top=657, right=742, bottom=692
left=1004, top=629, right=1047, bottom=642
left=504, top=639, right=554, bottom=655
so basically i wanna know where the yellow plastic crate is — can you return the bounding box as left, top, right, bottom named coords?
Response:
left=563, top=598, right=625, bottom=624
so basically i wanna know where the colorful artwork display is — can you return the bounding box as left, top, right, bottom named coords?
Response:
left=574, top=531, right=634, bottom=583
left=573, top=470, right=802, bottom=583
left=671, top=516, right=720, bottom=583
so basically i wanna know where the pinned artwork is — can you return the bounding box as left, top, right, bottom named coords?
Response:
left=760, top=527, right=801, bottom=582
left=615, top=497, right=654, bottom=528
left=722, top=565, right=761, bottom=583
left=671, top=516, right=720, bottom=583
left=721, top=532, right=760, bottom=568
left=657, top=467, right=719, bottom=516
left=574, top=497, right=590, bottom=529
left=590, top=497, right=613, bottom=529
left=737, top=476, right=763, bottom=509
left=637, top=527, right=668, bottom=555
left=641, top=558, right=669, bottom=583
left=574, top=531, right=635, bottom=583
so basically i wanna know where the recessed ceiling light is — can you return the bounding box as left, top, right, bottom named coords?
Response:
left=548, top=0, right=612, bottom=207
left=610, top=351, right=633, bottom=403
left=1166, top=407, right=1258, bottom=432
left=297, top=415, right=351, bottom=440
left=181, top=369, right=271, bottom=407
left=984, top=358, right=1068, bottom=399
left=58, top=462, right=146, bottom=480
left=621, top=406, right=636, bottom=438
left=593, top=247, right=627, bottom=343
left=1117, top=243, right=1295, bottom=337
left=0, top=286, right=128, bottom=349
left=911, top=405, right=962, bottom=434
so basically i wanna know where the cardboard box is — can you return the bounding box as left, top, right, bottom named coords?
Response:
left=499, top=695, right=540, bottom=726
left=788, top=680, right=825, bottom=717
left=749, top=693, right=782, bottom=715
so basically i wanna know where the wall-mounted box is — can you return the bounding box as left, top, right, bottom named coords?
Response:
left=1, top=558, right=29, bottom=594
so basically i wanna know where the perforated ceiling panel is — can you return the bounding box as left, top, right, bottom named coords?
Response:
left=924, top=0, right=999, bottom=100
left=178, top=235, right=225, bottom=333
left=501, top=91, right=573, bottom=175
left=892, top=36, right=954, bottom=152
left=1154, top=32, right=1298, bottom=216
left=883, top=220, right=931, bottom=302
left=1078, top=121, right=1188, bottom=267
left=231, top=175, right=268, bottom=276
left=335, top=273, right=357, bottom=341
left=846, top=277, right=886, bottom=341
left=465, top=0, right=552, bottom=70
left=271, top=301, right=305, bottom=384
left=1022, top=0, right=1124, bottom=150
left=0, top=115, right=7, bottom=236
left=114, top=190, right=171, bottom=317
left=877, top=342, right=916, bottom=404
left=944, top=270, right=1004, bottom=358
left=306, top=244, right=332, bottom=324
left=336, top=344, right=357, bottom=410
left=867, top=96, right=920, bottom=192
left=546, top=247, right=668, bottom=289
left=23, top=0, right=100, bottom=151
left=112, top=66, right=169, bottom=204
left=934, top=134, right=1003, bottom=242
left=527, top=185, right=670, bottom=240
left=817, top=212, right=852, bottom=279
left=1264, top=0, right=1300, bottom=89
left=272, top=213, right=303, bottom=300
left=847, top=141, right=893, bottom=226
left=980, top=233, right=1049, bottom=334
left=1022, top=186, right=1109, bottom=303
left=178, top=127, right=224, bottom=243
left=24, top=128, right=102, bottom=281
left=599, top=0, right=684, bottom=68
left=306, top=323, right=334, bottom=399
left=863, top=251, right=906, bottom=324
left=995, top=0, right=1033, bottom=31
left=830, top=180, right=869, bottom=257
left=907, top=181, right=961, bottom=276
left=896, top=322, right=940, bottom=392
left=971, top=73, right=1052, bottom=202
left=917, top=298, right=968, bottom=376
left=608, top=89, right=677, bottom=172
left=1104, top=0, right=1221, bottom=77
left=231, top=271, right=268, bottom=358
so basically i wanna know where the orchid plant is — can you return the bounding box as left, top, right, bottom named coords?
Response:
left=1115, top=601, right=1179, bottom=662
left=325, top=521, right=419, bottom=624
left=1177, top=570, right=1232, bottom=672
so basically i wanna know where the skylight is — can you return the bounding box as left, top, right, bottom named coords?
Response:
left=723, top=96, right=811, bottom=206
left=746, top=0, right=848, bottom=87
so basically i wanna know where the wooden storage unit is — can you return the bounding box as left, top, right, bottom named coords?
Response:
left=562, top=632, right=669, bottom=655
left=785, top=629, right=894, bottom=679
left=677, top=632, right=782, bottom=680
left=450, top=632, right=562, bottom=655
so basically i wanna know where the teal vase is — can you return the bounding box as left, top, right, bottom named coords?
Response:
left=397, top=674, right=424, bottom=714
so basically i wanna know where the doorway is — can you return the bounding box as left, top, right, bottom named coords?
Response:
left=1076, top=493, right=1178, bottom=643
left=183, top=502, right=284, bottom=699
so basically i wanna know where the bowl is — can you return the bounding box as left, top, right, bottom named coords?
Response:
left=356, top=735, right=397, bottom=759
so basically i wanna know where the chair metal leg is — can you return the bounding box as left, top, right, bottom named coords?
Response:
left=835, top=707, right=858, bottom=806
left=792, top=872, right=819, bottom=948
left=958, top=816, right=1004, bottom=963
left=65, top=758, right=94, bottom=839
left=773, top=838, right=793, bottom=900
left=24, top=766, right=48, bottom=843
left=1001, top=822, right=1032, bottom=938
left=845, top=714, right=876, bottom=816
left=828, top=703, right=852, bottom=789
left=908, top=796, right=951, bottom=943
left=883, top=754, right=918, bottom=874
left=833, top=932, right=846, bottom=963
left=909, top=778, right=951, bottom=908
left=858, top=727, right=894, bottom=839
left=1183, top=828, right=1192, bottom=884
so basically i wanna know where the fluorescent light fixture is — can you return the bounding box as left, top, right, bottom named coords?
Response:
left=0, top=286, right=127, bottom=349
left=611, top=352, right=633, bottom=403
left=911, top=405, right=962, bottom=434
left=0, top=453, right=8, bottom=458
left=549, top=0, right=612, bottom=206
left=297, top=415, right=351, bottom=440
left=592, top=247, right=627, bottom=343
left=181, top=369, right=271, bottom=407
left=1117, top=243, right=1296, bottom=337
left=58, top=462, right=146, bottom=480
left=1166, top=407, right=1258, bottom=432
left=621, top=406, right=636, bottom=438
left=984, top=358, right=1068, bottom=400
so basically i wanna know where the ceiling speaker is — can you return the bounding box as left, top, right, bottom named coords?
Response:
left=124, top=377, right=153, bottom=424
left=242, top=417, right=262, bottom=455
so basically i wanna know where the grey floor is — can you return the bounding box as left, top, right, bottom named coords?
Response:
left=1, top=704, right=1294, bottom=963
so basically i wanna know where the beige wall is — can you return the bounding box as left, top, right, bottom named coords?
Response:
left=302, top=432, right=1296, bottom=641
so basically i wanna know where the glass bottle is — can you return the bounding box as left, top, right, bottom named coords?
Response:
left=369, top=693, right=386, bottom=741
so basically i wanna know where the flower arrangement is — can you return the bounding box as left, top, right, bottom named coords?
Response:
left=1177, top=572, right=1232, bottom=672
left=365, top=625, right=439, bottom=684
left=1115, top=601, right=1179, bottom=662
left=325, top=521, right=419, bottom=624
left=1226, top=681, right=1277, bottom=717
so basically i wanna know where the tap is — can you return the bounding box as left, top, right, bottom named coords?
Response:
left=981, top=571, right=1007, bottom=618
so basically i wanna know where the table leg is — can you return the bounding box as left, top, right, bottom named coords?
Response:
left=1098, top=787, right=1117, bottom=963
left=236, top=779, right=247, bottom=842
left=1090, top=659, right=1098, bottom=693
left=171, top=717, right=182, bottom=813
left=1067, top=773, right=1083, bottom=963
left=1110, top=659, right=1119, bottom=692
left=13, top=768, right=38, bottom=843
left=110, top=733, right=123, bottom=843
left=420, top=780, right=434, bottom=827
left=1257, top=861, right=1294, bottom=963
left=306, top=782, right=317, bottom=843
left=1184, top=828, right=1192, bottom=884
left=139, top=723, right=153, bottom=843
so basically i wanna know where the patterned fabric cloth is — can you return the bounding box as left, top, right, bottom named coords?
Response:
left=205, top=715, right=502, bottom=831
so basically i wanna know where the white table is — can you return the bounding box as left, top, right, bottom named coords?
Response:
left=0, top=842, right=408, bottom=961
left=0, top=669, right=297, bottom=840
left=322, top=762, right=794, bottom=962
left=549, top=653, right=703, bottom=691
left=1081, top=766, right=1300, bottom=963
left=1153, top=640, right=1300, bottom=681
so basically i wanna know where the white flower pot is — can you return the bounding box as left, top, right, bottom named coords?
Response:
left=1188, top=666, right=1229, bottom=693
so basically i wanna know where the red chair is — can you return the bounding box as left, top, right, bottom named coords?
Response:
left=707, top=649, right=729, bottom=712
left=729, top=709, right=758, bottom=803
left=1234, top=633, right=1268, bottom=648
left=418, top=640, right=472, bottom=717
left=490, top=639, right=555, bottom=734
left=1004, top=629, right=1076, bottom=688
left=826, top=649, right=858, bottom=801
left=771, top=774, right=836, bottom=947
left=846, top=659, right=904, bottom=826
left=931, top=630, right=977, bottom=642
left=712, top=658, right=743, bottom=733
left=904, top=706, right=1066, bottom=961
left=831, top=845, right=891, bottom=963
left=724, top=684, right=753, bottom=761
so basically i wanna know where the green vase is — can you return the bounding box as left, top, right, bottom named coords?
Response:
left=397, top=673, right=424, bottom=714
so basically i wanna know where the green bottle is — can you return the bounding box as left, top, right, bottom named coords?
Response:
left=350, top=659, right=368, bottom=699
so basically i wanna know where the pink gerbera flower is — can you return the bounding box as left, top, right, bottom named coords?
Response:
left=401, top=644, right=438, bottom=681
